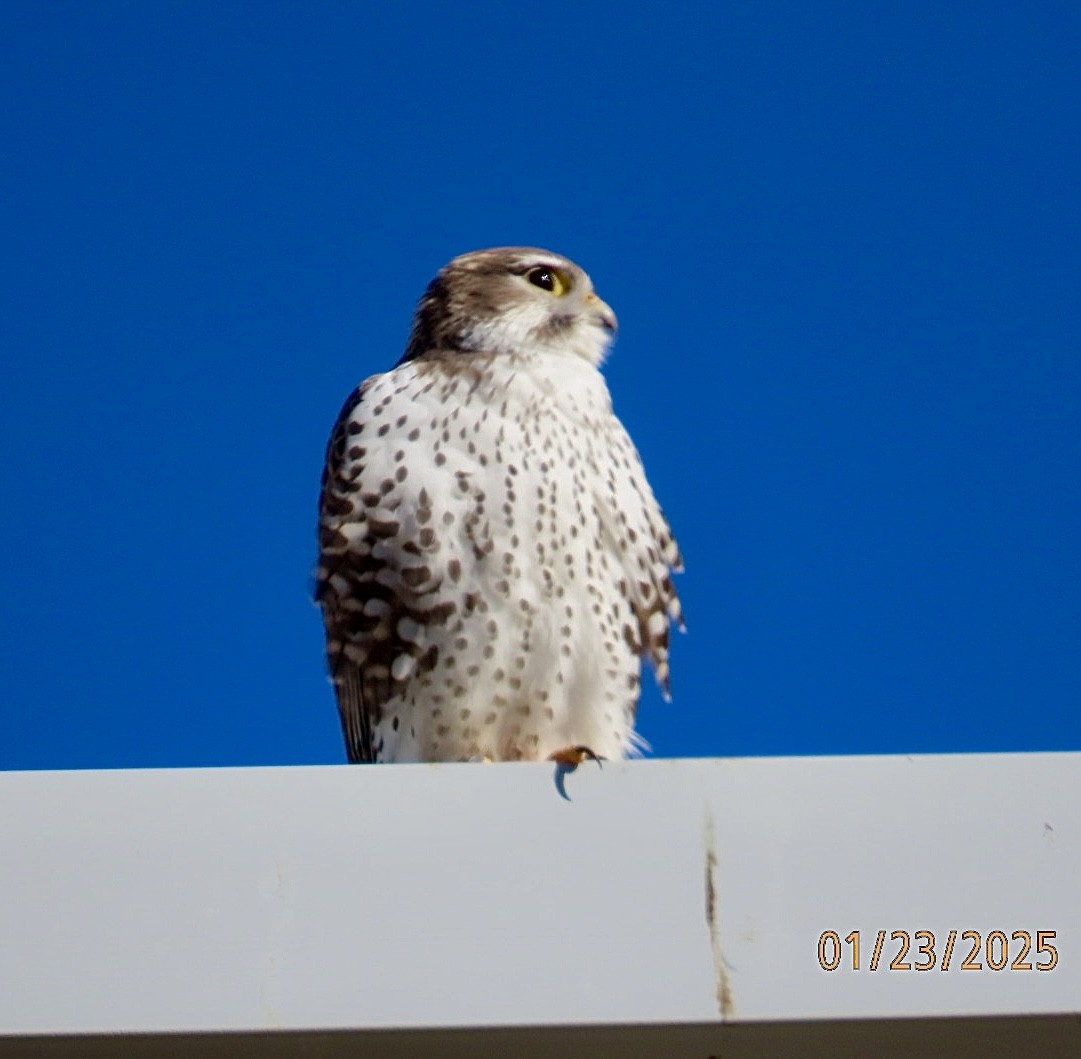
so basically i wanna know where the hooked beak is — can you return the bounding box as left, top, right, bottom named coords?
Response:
left=585, top=291, right=618, bottom=334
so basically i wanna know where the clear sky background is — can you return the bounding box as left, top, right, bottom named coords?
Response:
left=2, top=3, right=1078, bottom=770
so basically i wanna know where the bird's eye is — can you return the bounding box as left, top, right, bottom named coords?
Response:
left=526, top=266, right=569, bottom=296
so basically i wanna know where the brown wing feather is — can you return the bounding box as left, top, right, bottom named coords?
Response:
left=315, top=380, right=448, bottom=763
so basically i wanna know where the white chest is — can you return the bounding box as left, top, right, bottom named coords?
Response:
left=352, top=352, right=646, bottom=761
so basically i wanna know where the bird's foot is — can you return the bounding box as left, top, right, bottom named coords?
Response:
left=547, top=745, right=604, bottom=769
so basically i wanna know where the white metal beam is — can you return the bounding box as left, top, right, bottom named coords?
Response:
left=0, top=753, right=1078, bottom=1056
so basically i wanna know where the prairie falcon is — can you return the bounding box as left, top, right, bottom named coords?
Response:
left=316, top=247, right=682, bottom=763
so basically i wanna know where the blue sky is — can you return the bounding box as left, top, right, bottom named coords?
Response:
left=2, top=3, right=1078, bottom=770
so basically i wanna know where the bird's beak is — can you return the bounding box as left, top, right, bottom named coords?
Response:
left=586, top=291, right=618, bottom=334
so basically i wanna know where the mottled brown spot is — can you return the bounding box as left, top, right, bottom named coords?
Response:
left=400, top=566, right=431, bottom=588
left=368, top=518, right=399, bottom=538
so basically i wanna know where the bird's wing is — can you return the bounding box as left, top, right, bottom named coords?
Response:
left=592, top=420, right=684, bottom=697
left=315, top=377, right=447, bottom=763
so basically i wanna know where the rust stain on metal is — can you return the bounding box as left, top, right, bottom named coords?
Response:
left=703, top=805, right=734, bottom=1020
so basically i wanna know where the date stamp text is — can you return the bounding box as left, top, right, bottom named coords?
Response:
left=817, top=930, right=1058, bottom=972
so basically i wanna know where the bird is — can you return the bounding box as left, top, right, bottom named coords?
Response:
left=316, top=247, right=682, bottom=764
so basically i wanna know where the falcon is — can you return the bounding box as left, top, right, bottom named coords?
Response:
left=316, top=247, right=682, bottom=763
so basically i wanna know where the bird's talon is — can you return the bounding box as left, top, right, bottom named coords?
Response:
left=548, top=745, right=604, bottom=769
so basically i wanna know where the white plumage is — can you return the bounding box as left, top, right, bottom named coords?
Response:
left=316, top=248, right=682, bottom=763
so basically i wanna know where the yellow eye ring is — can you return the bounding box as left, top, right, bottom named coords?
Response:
left=526, top=266, right=569, bottom=296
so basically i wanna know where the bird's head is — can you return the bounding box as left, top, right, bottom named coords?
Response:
left=401, top=247, right=617, bottom=367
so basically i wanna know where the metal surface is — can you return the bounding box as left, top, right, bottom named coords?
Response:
left=5, top=1018, right=1081, bottom=1059
left=0, top=754, right=1078, bottom=1053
